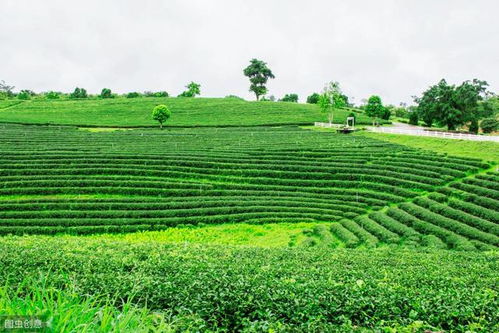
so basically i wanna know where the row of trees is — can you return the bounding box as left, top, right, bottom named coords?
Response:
left=411, top=79, right=497, bottom=133
left=0, top=81, right=201, bottom=100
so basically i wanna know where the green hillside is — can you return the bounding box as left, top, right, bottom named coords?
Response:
left=0, top=97, right=371, bottom=127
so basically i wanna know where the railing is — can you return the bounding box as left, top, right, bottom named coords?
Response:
left=366, top=126, right=499, bottom=142
left=314, top=122, right=341, bottom=128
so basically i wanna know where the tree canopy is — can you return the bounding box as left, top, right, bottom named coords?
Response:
left=152, top=104, right=171, bottom=129
left=365, top=95, right=385, bottom=126
left=178, top=82, right=201, bottom=97
left=243, top=59, right=275, bottom=101
left=306, top=93, right=320, bottom=104
left=414, top=79, right=490, bottom=130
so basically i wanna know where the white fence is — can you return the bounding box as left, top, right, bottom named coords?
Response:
left=314, top=122, right=342, bottom=129
left=366, top=126, right=499, bottom=142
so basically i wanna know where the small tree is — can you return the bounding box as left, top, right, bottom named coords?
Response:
left=100, top=88, right=113, bottom=99
left=152, top=104, right=171, bottom=129
left=319, top=81, right=347, bottom=125
left=365, top=95, right=385, bottom=126
left=243, top=59, right=275, bottom=101
left=70, top=87, right=88, bottom=99
left=178, top=82, right=201, bottom=97
left=318, top=93, right=332, bottom=124
left=154, top=91, right=169, bottom=97
left=306, top=93, right=320, bottom=104
left=280, top=94, right=298, bottom=102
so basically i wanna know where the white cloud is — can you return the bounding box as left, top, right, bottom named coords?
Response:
left=1, top=0, right=498, bottom=105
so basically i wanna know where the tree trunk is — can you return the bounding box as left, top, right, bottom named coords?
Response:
left=160, top=122, right=163, bottom=129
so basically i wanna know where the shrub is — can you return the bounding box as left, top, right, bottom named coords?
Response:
left=280, top=94, right=299, bottom=103
left=468, top=118, right=479, bottom=134
left=409, top=111, right=419, bottom=125
left=45, top=91, right=60, bottom=99
left=17, top=90, right=32, bottom=100
left=225, top=95, right=244, bottom=100
left=480, top=118, right=498, bottom=133
left=306, top=93, right=320, bottom=104
left=126, top=92, right=141, bottom=98
left=380, top=108, right=391, bottom=120
left=100, top=88, right=113, bottom=99
left=70, top=87, right=88, bottom=99
left=144, top=91, right=169, bottom=97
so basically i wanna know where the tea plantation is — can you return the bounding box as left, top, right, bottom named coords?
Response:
left=0, top=102, right=498, bottom=331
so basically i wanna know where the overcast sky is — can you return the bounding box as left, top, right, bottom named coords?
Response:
left=1, top=0, right=498, bottom=105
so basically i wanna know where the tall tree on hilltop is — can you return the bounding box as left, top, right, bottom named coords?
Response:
left=243, top=59, right=275, bottom=101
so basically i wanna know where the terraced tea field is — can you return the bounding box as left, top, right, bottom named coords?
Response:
left=0, top=123, right=497, bottom=252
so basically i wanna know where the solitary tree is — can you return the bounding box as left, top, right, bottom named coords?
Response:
left=178, top=82, right=201, bottom=97
left=243, top=59, right=275, bottom=101
left=319, top=81, right=347, bottom=125
left=365, top=95, right=385, bottom=126
left=152, top=104, right=171, bottom=129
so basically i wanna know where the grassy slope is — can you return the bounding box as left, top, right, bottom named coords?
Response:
left=0, top=97, right=372, bottom=127
left=102, top=223, right=314, bottom=247
left=358, top=131, right=499, bottom=163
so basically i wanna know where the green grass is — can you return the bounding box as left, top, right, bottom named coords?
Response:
left=0, top=97, right=373, bottom=127
left=358, top=131, right=499, bottom=163
left=96, top=222, right=315, bottom=247
left=1, top=236, right=497, bottom=332
left=0, top=276, right=171, bottom=332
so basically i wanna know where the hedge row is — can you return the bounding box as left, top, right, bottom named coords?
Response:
left=340, top=219, right=379, bottom=248
left=368, top=212, right=421, bottom=241
left=447, top=199, right=499, bottom=224
left=413, top=197, right=499, bottom=235
left=353, top=216, right=400, bottom=244
left=329, top=223, right=359, bottom=248
left=398, top=203, right=498, bottom=247
left=386, top=207, right=475, bottom=251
